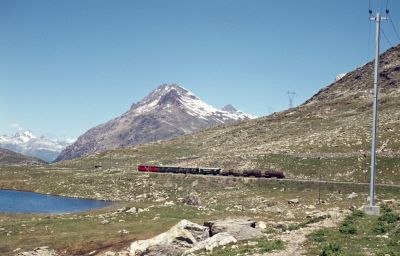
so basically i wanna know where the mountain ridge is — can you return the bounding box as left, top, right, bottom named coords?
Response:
left=0, top=131, right=72, bottom=162
left=0, top=147, right=46, bottom=166
left=55, top=84, right=254, bottom=162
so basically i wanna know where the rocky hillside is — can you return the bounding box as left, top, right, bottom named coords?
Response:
left=0, top=131, right=71, bottom=162
left=0, top=148, right=45, bottom=166
left=58, top=45, right=400, bottom=183
left=55, top=84, right=253, bottom=162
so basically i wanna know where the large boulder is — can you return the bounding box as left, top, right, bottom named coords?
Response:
left=204, top=218, right=263, bottom=241
left=182, top=193, right=202, bottom=206
left=183, top=232, right=237, bottom=254
left=129, top=220, right=209, bottom=255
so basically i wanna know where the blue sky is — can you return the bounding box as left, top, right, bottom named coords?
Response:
left=1, top=0, right=399, bottom=140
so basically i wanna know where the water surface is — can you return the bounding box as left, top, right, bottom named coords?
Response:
left=0, top=189, right=112, bottom=214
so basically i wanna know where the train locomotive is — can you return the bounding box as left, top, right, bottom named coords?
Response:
left=137, top=165, right=285, bottom=179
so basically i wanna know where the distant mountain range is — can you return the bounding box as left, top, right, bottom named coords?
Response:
left=55, top=84, right=255, bottom=162
left=0, top=131, right=72, bottom=162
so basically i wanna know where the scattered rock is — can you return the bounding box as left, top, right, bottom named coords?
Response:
left=271, top=222, right=286, bottom=229
left=204, top=218, right=263, bottom=241
left=182, top=193, right=202, bottom=206
left=126, top=207, right=137, bottom=214
left=247, top=241, right=258, bottom=246
left=191, top=180, right=199, bottom=187
left=16, top=246, right=58, bottom=256
left=288, top=198, right=300, bottom=205
left=255, top=221, right=267, bottom=230
left=285, top=211, right=295, bottom=219
left=306, top=211, right=331, bottom=220
left=382, top=199, right=396, bottom=204
left=116, top=207, right=130, bottom=213
left=233, top=205, right=245, bottom=211
left=100, top=219, right=110, bottom=225
left=118, top=229, right=129, bottom=235
left=183, top=232, right=237, bottom=254
left=347, top=192, right=358, bottom=199
left=143, top=245, right=183, bottom=256
left=264, top=206, right=283, bottom=213
left=164, top=201, right=175, bottom=206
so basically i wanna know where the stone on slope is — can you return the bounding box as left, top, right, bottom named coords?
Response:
left=183, top=232, right=237, bottom=254
left=16, top=246, right=58, bottom=256
left=204, top=218, right=263, bottom=241
left=182, top=193, right=202, bottom=206
left=141, top=245, right=183, bottom=256
left=288, top=198, right=300, bottom=205
left=129, top=220, right=209, bottom=255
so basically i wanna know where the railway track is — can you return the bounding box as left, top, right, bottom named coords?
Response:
left=140, top=171, right=400, bottom=188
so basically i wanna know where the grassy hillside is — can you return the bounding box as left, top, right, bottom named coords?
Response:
left=0, top=148, right=45, bottom=166
left=55, top=45, right=400, bottom=184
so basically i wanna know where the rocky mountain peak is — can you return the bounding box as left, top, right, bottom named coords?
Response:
left=14, top=130, right=36, bottom=142
left=0, top=131, right=72, bottom=162
left=221, top=104, right=238, bottom=114
left=55, top=83, right=255, bottom=162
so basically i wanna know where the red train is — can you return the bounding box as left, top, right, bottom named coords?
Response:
left=137, top=165, right=285, bottom=179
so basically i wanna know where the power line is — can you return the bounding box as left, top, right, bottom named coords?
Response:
left=385, top=0, right=400, bottom=44
left=388, top=14, right=400, bottom=43
left=381, top=27, right=393, bottom=47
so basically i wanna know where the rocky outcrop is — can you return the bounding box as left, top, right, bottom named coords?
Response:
left=183, top=232, right=237, bottom=254
left=129, top=220, right=209, bottom=255
left=204, top=218, right=264, bottom=241
left=128, top=218, right=261, bottom=256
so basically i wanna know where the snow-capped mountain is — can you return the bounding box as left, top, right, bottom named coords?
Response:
left=221, top=104, right=256, bottom=119
left=0, top=131, right=72, bottom=162
left=55, top=84, right=255, bottom=161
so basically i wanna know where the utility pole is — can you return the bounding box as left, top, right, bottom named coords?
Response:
left=287, top=91, right=296, bottom=108
left=364, top=12, right=387, bottom=216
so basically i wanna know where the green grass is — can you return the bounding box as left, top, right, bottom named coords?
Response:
left=203, top=238, right=284, bottom=256
left=306, top=204, right=400, bottom=256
